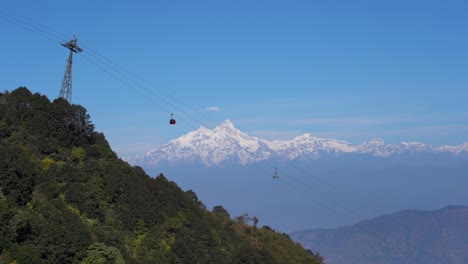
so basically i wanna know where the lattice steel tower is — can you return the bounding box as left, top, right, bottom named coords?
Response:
left=59, top=36, right=83, bottom=103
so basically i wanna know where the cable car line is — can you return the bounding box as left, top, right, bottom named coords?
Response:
left=79, top=50, right=202, bottom=129
left=287, top=161, right=418, bottom=229
left=278, top=166, right=368, bottom=221
left=0, top=7, right=70, bottom=42
left=250, top=163, right=364, bottom=228
left=78, top=43, right=221, bottom=128
left=275, top=175, right=440, bottom=264
left=215, top=140, right=439, bottom=263
left=260, top=164, right=432, bottom=263
left=0, top=10, right=63, bottom=44
left=79, top=52, right=197, bottom=130
left=252, top=160, right=443, bottom=263
left=284, top=159, right=451, bottom=261
left=256, top=157, right=444, bottom=263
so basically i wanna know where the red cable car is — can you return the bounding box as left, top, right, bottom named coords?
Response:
left=169, top=113, right=176, bottom=125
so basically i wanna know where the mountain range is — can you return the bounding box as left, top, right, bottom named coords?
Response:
left=129, top=119, right=468, bottom=167
left=291, top=205, right=468, bottom=264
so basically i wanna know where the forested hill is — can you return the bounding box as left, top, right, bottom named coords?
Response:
left=0, top=87, right=323, bottom=264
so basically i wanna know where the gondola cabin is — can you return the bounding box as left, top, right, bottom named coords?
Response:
left=169, top=113, right=176, bottom=125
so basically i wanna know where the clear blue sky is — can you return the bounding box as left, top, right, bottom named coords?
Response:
left=1, top=0, right=467, bottom=157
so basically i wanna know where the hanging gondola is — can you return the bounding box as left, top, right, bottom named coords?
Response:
left=169, top=113, right=176, bottom=125
left=273, top=168, right=279, bottom=179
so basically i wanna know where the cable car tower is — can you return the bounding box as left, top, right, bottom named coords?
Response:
left=59, top=36, right=82, bottom=103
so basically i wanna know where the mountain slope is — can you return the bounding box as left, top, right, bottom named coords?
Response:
left=291, top=205, right=468, bottom=264
left=130, top=120, right=468, bottom=167
left=0, top=87, right=323, bottom=264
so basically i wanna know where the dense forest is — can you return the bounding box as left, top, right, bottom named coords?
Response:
left=0, top=87, right=324, bottom=263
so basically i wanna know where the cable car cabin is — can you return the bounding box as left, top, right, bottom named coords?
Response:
left=273, top=168, right=279, bottom=179
left=169, top=113, right=176, bottom=125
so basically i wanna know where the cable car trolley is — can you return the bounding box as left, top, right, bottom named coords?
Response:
left=169, top=113, right=176, bottom=125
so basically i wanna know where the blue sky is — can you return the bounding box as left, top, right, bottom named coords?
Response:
left=1, top=0, right=467, bottom=157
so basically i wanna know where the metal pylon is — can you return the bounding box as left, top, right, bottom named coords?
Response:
left=59, top=50, right=73, bottom=102
left=59, top=36, right=82, bottom=103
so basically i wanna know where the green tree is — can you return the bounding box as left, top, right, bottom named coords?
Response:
left=213, top=205, right=230, bottom=218
left=0, top=144, right=38, bottom=205
left=0, top=191, right=13, bottom=255
left=72, top=146, right=87, bottom=162
left=253, top=216, right=259, bottom=229
left=81, top=243, right=125, bottom=264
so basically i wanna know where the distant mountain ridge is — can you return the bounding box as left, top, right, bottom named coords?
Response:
left=129, top=120, right=468, bottom=167
left=291, top=205, right=468, bottom=264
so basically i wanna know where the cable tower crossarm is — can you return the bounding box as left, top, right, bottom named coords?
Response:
left=59, top=36, right=82, bottom=103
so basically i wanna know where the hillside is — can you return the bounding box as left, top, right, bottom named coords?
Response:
left=0, top=87, right=323, bottom=264
left=291, top=206, right=468, bottom=264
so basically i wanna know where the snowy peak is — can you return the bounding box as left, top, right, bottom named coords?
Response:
left=212, top=119, right=245, bottom=139
left=130, top=120, right=468, bottom=167
left=292, top=133, right=315, bottom=140
left=144, top=120, right=269, bottom=166
left=216, top=119, right=235, bottom=130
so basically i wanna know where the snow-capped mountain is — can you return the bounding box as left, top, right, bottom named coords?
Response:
left=129, top=120, right=468, bottom=167
left=134, top=120, right=273, bottom=166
